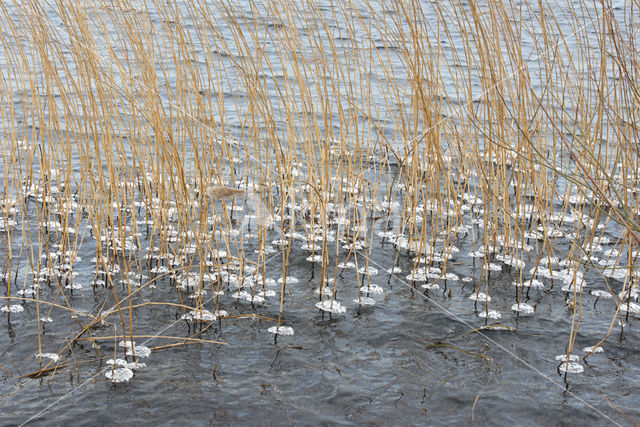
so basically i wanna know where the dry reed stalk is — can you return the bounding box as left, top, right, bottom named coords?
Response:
left=0, top=0, right=638, bottom=380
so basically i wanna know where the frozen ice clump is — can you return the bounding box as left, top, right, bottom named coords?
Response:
left=119, top=340, right=151, bottom=358
left=469, top=292, right=491, bottom=302
left=511, top=303, right=535, bottom=314
left=555, top=354, right=584, bottom=373
left=231, top=290, right=265, bottom=304
left=1, top=304, right=24, bottom=313
left=444, top=273, right=459, bottom=281
left=125, top=345, right=151, bottom=358
left=35, top=353, right=60, bottom=362
left=257, top=289, right=276, bottom=298
left=360, top=284, right=383, bottom=295
left=353, top=296, right=376, bottom=306
left=406, top=272, right=428, bottom=281
left=555, top=354, right=579, bottom=362
left=478, top=310, right=502, bottom=319
left=513, top=279, right=544, bottom=289
left=105, top=367, right=134, bottom=383
left=338, top=261, right=355, bottom=269
left=620, top=302, right=640, bottom=315
left=590, top=290, right=612, bottom=298
left=315, top=300, right=346, bottom=314
left=107, top=358, right=146, bottom=370
left=583, top=346, right=604, bottom=353
left=558, top=362, right=584, bottom=373
left=268, top=325, right=294, bottom=336
left=358, top=266, right=379, bottom=276
left=181, top=309, right=222, bottom=322
left=487, top=263, right=502, bottom=271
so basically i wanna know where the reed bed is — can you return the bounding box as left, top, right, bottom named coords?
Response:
left=0, top=0, right=638, bottom=383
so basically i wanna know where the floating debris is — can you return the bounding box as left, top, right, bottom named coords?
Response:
left=481, top=325, right=513, bottom=331
left=267, top=325, right=294, bottom=336
left=205, top=185, right=245, bottom=201
left=583, top=346, right=604, bottom=353
left=315, top=300, right=346, bottom=314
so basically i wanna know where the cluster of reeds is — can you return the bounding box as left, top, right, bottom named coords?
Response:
left=0, top=0, right=638, bottom=379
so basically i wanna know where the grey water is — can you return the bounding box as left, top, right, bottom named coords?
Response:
left=1, top=0, right=639, bottom=425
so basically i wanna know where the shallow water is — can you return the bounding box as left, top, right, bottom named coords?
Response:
left=1, top=0, right=640, bottom=425
left=1, top=200, right=639, bottom=425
